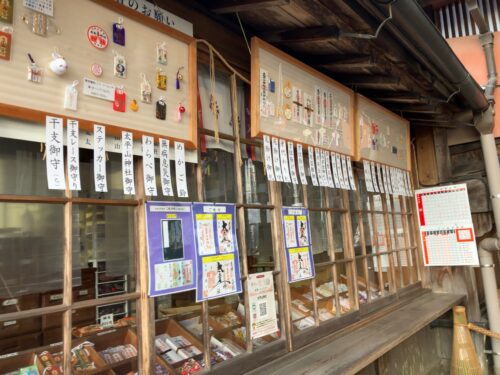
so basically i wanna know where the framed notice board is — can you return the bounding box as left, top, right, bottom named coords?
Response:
left=251, top=37, right=355, bottom=156
left=355, top=94, right=410, bottom=170
left=0, top=0, right=197, bottom=147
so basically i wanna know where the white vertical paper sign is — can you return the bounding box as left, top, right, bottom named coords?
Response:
left=271, top=138, right=283, bottom=182
left=341, top=155, right=351, bottom=191
left=279, top=139, right=291, bottom=183
left=376, top=164, right=385, bottom=194
left=384, top=166, right=392, bottom=195
left=174, top=142, right=188, bottom=198
left=370, top=161, right=379, bottom=193
left=335, top=153, right=346, bottom=190
left=331, top=153, right=341, bottom=189
left=122, top=131, right=135, bottom=195
left=406, top=171, right=413, bottom=195
left=287, top=142, right=299, bottom=185
left=308, top=146, right=319, bottom=186
left=142, top=136, right=157, bottom=196
left=94, top=125, right=107, bottom=192
left=325, top=150, right=334, bottom=188
left=66, top=119, right=81, bottom=191
left=363, top=160, right=374, bottom=192
left=159, top=139, right=174, bottom=196
left=296, top=144, right=308, bottom=185
left=46, top=116, right=66, bottom=190
left=315, top=148, right=324, bottom=186
left=346, top=156, right=356, bottom=191
left=262, top=135, right=275, bottom=181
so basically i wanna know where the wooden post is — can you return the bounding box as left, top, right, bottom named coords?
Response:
left=62, top=174, right=72, bottom=374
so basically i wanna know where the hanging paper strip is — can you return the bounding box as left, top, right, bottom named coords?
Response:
left=346, top=156, right=356, bottom=191
left=287, top=141, right=299, bottom=185
left=193, top=202, right=242, bottom=301
left=271, top=137, right=283, bottom=182
left=262, top=135, right=275, bottom=181
left=174, top=141, right=188, bottom=198
left=66, top=119, right=81, bottom=191
left=370, top=161, right=379, bottom=193
left=159, top=139, right=174, bottom=196
left=331, top=153, right=341, bottom=189
left=46, top=116, right=66, bottom=190
left=363, top=160, right=374, bottom=192
left=146, top=201, right=197, bottom=296
left=142, top=135, right=158, bottom=196
left=315, top=148, right=324, bottom=187
left=406, top=171, right=413, bottom=196
left=308, top=146, right=318, bottom=186
left=121, top=131, right=135, bottom=195
left=94, top=125, right=107, bottom=192
left=279, top=139, right=291, bottom=183
left=325, top=150, right=334, bottom=188
left=296, top=143, right=308, bottom=185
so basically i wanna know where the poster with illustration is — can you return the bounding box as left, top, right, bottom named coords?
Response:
left=281, top=207, right=315, bottom=283
left=217, top=214, right=234, bottom=253
left=146, top=202, right=196, bottom=297
left=193, top=203, right=242, bottom=301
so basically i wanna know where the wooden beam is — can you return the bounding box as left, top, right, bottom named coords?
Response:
left=389, top=104, right=441, bottom=114
left=341, top=75, right=401, bottom=89
left=368, top=92, right=430, bottom=105
left=263, top=26, right=339, bottom=43
left=210, top=0, right=291, bottom=14
left=305, top=54, right=376, bottom=68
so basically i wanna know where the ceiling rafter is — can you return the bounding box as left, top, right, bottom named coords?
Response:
left=209, top=0, right=291, bottom=14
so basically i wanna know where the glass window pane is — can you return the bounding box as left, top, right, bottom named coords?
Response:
left=282, top=183, right=304, bottom=207
left=208, top=294, right=246, bottom=364
left=356, top=258, right=368, bottom=304
left=336, top=262, right=354, bottom=315
left=154, top=290, right=203, bottom=374
left=332, top=213, right=345, bottom=259
left=310, top=211, right=329, bottom=263
left=242, top=150, right=269, bottom=205
left=201, top=146, right=236, bottom=203
left=315, top=266, right=336, bottom=323
left=290, top=281, right=315, bottom=333
left=0, top=203, right=64, bottom=307
left=246, top=209, right=274, bottom=273
left=366, top=256, right=382, bottom=300
left=351, top=214, right=363, bottom=256
left=0, top=137, right=63, bottom=197
left=72, top=205, right=136, bottom=315
left=306, top=185, right=325, bottom=208
left=327, top=188, right=344, bottom=209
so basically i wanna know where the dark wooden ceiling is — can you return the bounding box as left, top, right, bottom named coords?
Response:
left=183, top=0, right=469, bottom=129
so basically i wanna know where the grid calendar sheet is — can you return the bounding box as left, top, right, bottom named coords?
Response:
left=415, top=184, right=478, bottom=266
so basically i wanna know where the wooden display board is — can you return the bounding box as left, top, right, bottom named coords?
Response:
left=355, top=94, right=410, bottom=170
left=251, top=37, right=355, bottom=156
left=0, top=0, right=197, bottom=148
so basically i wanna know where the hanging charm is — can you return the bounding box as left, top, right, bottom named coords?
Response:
left=27, top=53, right=42, bottom=83
left=269, top=78, right=276, bottom=93
left=284, top=81, right=292, bottom=98
left=156, top=42, right=167, bottom=65
left=113, top=86, right=126, bottom=112
left=91, top=62, right=103, bottom=77
left=177, top=102, right=185, bottom=122
left=0, top=27, right=13, bottom=61
left=0, top=0, right=13, bottom=24
left=113, top=51, right=126, bottom=78
left=87, top=25, right=108, bottom=49
left=284, top=103, right=292, bottom=120
left=140, top=73, right=152, bottom=103
left=64, top=80, right=79, bottom=111
left=129, top=99, right=138, bottom=112
left=112, top=17, right=125, bottom=46
left=49, top=49, right=68, bottom=76
left=176, top=66, right=184, bottom=90
left=156, top=98, right=166, bottom=120
left=156, top=68, right=166, bottom=90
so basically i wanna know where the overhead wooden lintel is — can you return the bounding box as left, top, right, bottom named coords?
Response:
left=410, top=121, right=457, bottom=129
left=369, top=92, right=430, bottom=104
left=307, top=54, right=375, bottom=68
left=262, top=25, right=339, bottom=43
left=210, top=0, right=291, bottom=14
left=342, top=75, right=401, bottom=88
left=391, top=104, right=440, bottom=114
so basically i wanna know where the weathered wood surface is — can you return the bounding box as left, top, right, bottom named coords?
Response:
left=246, top=292, right=464, bottom=375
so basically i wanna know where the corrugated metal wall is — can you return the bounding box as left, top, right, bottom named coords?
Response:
left=436, top=0, right=500, bottom=38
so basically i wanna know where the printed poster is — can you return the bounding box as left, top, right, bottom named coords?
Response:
left=415, top=184, right=479, bottom=266
left=248, top=272, right=279, bottom=339
left=281, top=207, right=316, bottom=283
left=193, top=203, right=242, bottom=301
left=146, top=202, right=196, bottom=297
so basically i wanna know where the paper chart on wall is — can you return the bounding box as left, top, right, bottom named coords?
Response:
left=146, top=202, right=197, bottom=296
left=46, top=116, right=65, bottom=190
left=415, top=184, right=479, bottom=266
left=281, top=207, right=315, bottom=283
left=193, top=203, right=242, bottom=301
